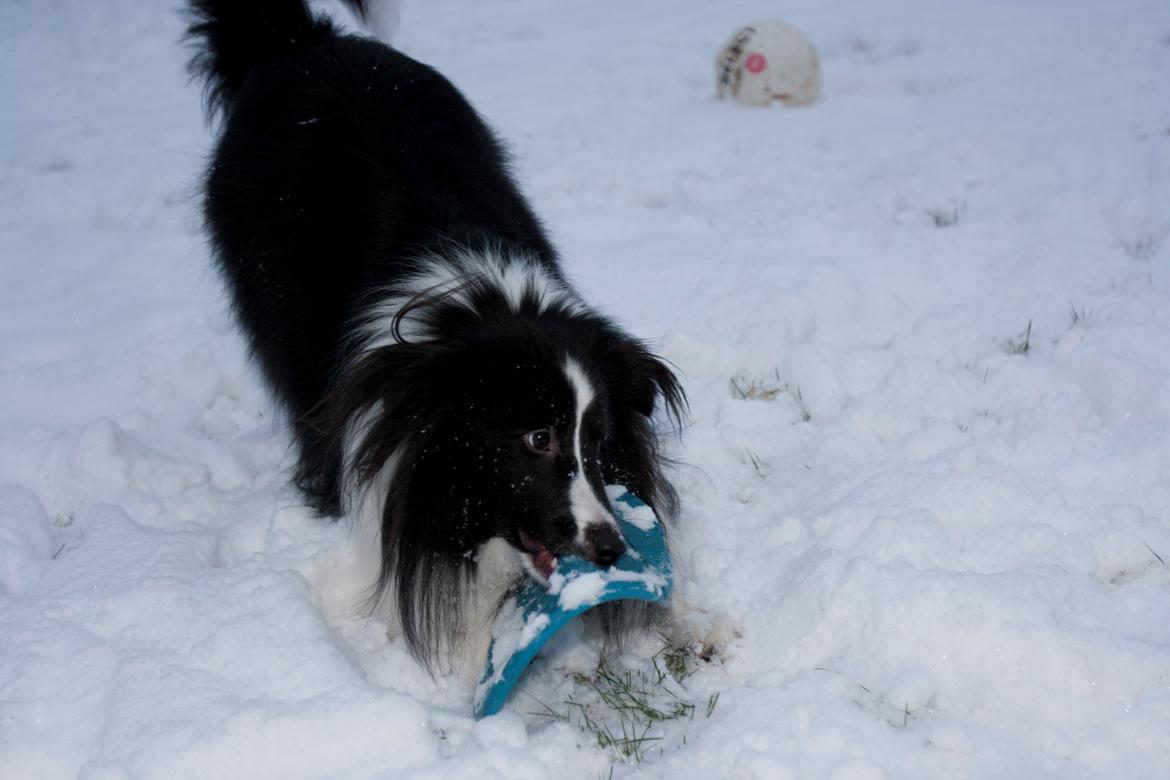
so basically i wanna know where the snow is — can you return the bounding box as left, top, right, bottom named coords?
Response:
left=3, top=0, right=1170, bottom=777
left=474, top=597, right=541, bottom=708
left=557, top=573, right=608, bottom=611
left=605, top=484, right=658, bottom=530
left=554, top=568, right=668, bottom=611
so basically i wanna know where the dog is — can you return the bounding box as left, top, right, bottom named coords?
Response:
left=185, top=0, right=685, bottom=671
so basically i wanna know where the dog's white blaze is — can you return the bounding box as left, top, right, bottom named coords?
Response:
left=563, top=358, right=617, bottom=544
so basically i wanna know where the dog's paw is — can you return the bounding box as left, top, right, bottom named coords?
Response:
left=661, top=604, right=740, bottom=671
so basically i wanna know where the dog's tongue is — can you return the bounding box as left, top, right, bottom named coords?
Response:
left=532, top=548, right=555, bottom=578
left=519, top=529, right=557, bottom=579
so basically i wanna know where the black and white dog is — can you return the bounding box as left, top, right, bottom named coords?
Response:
left=186, top=0, right=684, bottom=669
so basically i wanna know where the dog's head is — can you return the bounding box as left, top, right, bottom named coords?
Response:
left=450, top=323, right=686, bottom=582
left=338, top=314, right=684, bottom=580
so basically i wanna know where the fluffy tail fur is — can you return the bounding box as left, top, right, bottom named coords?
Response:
left=340, top=0, right=400, bottom=44
left=185, top=0, right=335, bottom=118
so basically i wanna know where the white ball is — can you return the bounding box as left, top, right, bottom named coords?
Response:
left=716, top=20, right=821, bottom=107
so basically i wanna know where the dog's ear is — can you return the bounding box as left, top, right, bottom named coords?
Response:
left=319, top=339, right=477, bottom=668
left=309, top=341, right=454, bottom=485
left=604, top=337, right=687, bottom=430
left=594, top=335, right=685, bottom=524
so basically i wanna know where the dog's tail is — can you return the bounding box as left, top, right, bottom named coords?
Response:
left=185, top=0, right=335, bottom=119
left=340, top=0, right=401, bottom=45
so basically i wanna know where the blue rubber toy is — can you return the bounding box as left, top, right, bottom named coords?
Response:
left=473, top=487, right=674, bottom=718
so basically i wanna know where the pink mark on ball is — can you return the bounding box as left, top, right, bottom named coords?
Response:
left=745, top=52, right=766, bottom=74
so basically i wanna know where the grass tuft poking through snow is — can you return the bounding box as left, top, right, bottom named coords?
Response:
left=729, top=374, right=783, bottom=401
left=1003, top=319, right=1033, bottom=356
left=730, top=372, right=811, bottom=421
left=924, top=199, right=966, bottom=228
left=530, top=640, right=715, bottom=766
left=1119, top=235, right=1157, bottom=261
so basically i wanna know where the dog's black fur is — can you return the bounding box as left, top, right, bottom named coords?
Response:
left=186, top=0, right=684, bottom=666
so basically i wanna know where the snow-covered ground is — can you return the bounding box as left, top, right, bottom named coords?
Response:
left=3, top=0, right=1170, bottom=776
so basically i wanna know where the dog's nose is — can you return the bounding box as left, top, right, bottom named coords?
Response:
left=584, top=524, right=626, bottom=567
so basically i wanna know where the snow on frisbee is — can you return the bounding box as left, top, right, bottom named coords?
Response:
left=473, top=488, right=672, bottom=718
left=716, top=20, right=821, bottom=107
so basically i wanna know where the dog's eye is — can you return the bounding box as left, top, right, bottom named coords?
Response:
left=524, top=429, right=553, bottom=453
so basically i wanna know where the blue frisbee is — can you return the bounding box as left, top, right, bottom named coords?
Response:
left=473, top=487, right=673, bottom=718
